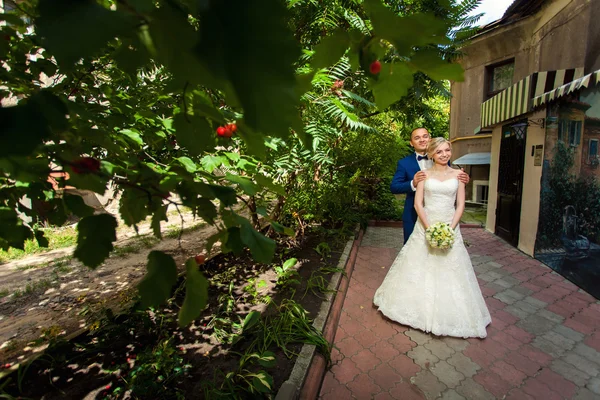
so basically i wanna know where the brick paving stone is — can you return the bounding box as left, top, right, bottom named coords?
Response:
left=407, top=346, right=440, bottom=370
left=523, top=296, right=548, bottom=309
left=430, top=360, right=465, bottom=388
left=504, top=324, right=535, bottom=343
left=505, top=304, right=533, bottom=320
left=574, top=343, right=600, bottom=365
left=411, top=370, right=447, bottom=400
left=447, top=352, right=480, bottom=377
left=518, top=344, right=553, bottom=366
left=330, top=356, right=362, bottom=384
left=537, top=309, right=565, bottom=324
left=505, top=388, right=535, bottom=400
left=370, top=340, right=401, bottom=364
left=388, top=381, right=427, bottom=400
left=565, top=317, right=595, bottom=335
left=351, top=348, right=382, bottom=373
left=550, top=359, right=591, bottom=386
left=511, top=285, right=534, bottom=296
left=387, top=332, right=416, bottom=354
left=587, top=377, right=600, bottom=395
left=439, top=389, right=466, bottom=400
left=319, top=372, right=339, bottom=396
left=455, top=378, right=495, bottom=400
left=346, top=372, right=382, bottom=398
left=489, top=360, right=527, bottom=386
left=541, top=330, right=576, bottom=350
left=513, top=300, right=542, bottom=314
left=373, top=391, right=395, bottom=400
left=477, top=337, right=510, bottom=358
left=494, top=289, right=526, bottom=305
left=336, top=336, right=364, bottom=358
left=320, top=379, right=353, bottom=399
left=424, top=340, right=455, bottom=360
left=516, top=314, right=557, bottom=336
left=492, top=308, right=520, bottom=324
left=504, top=351, right=544, bottom=376
left=553, top=324, right=585, bottom=342
left=388, top=353, right=421, bottom=379
left=537, top=367, right=578, bottom=398
left=462, top=344, right=496, bottom=368
left=532, top=335, right=567, bottom=358
left=489, top=331, right=521, bottom=350
left=368, top=362, right=404, bottom=391
left=405, top=329, right=432, bottom=346
left=442, top=337, right=469, bottom=352
left=573, top=388, right=599, bottom=400
left=473, top=370, right=513, bottom=399
left=521, top=378, right=563, bottom=400
left=563, top=353, right=600, bottom=377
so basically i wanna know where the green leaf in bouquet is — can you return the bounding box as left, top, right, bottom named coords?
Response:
left=312, top=29, right=350, bottom=70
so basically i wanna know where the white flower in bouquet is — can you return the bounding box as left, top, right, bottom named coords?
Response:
left=425, top=222, right=455, bottom=250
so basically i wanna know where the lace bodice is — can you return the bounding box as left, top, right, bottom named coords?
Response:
left=423, top=178, right=458, bottom=225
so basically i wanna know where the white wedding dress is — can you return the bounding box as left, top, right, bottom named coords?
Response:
left=373, top=178, right=491, bottom=338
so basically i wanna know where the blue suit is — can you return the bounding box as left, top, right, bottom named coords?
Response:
left=390, top=154, right=422, bottom=243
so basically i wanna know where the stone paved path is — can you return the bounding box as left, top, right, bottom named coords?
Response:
left=319, top=226, right=600, bottom=399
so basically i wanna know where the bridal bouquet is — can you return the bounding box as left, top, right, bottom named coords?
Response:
left=425, top=222, right=455, bottom=250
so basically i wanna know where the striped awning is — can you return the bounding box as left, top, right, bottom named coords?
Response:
left=452, top=152, right=491, bottom=165
left=533, top=69, right=600, bottom=107
left=481, top=67, right=585, bottom=128
left=481, top=76, right=531, bottom=128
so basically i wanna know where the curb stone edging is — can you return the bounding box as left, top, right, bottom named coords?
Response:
left=275, top=232, right=361, bottom=400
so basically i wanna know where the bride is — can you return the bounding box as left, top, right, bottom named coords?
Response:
left=373, top=138, right=491, bottom=338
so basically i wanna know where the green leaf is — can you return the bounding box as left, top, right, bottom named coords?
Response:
left=66, top=173, right=108, bottom=194
left=199, top=0, right=302, bottom=137
left=282, top=258, right=297, bottom=271
left=225, top=227, right=244, bottom=255
left=205, top=230, right=227, bottom=254
left=239, top=218, right=275, bottom=264
left=37, top=0, right=136, bottom=66
left=174, top=113, right=216, bottom=157
left=270, top=222, right=294, bottom=236
left=0, top=208, right=33, bottom=250
left=363, top=0, right=450, bottom=55
left=177, top=157, right=197, bottom=173
left=178, top=258, right=209, bottom=327
left=410, top=49, right=464, bottom=81
left=312, top=30, right=350, bottom=70
left=256, top=206, right=268, bottom=217
left=225, top=173, right=259, bottom=196
left=255, top=174, right=286, bottom=196
left=74, top=214, right=118, bottom=268
left=195, top=198, right=217, bottom=224
left=209, top=185, right=238, bottom=207
left=370, top=62, right=413, bottom=110
left=242, top=311, right=261, bottom=331
left=34, top=230, right=49, bottom=248
left=119, top=189, right=149, bottom=228
left=0, top=91, right=68, bottom=157
left=138, top=251, right=178, bottom=309
left=151, top=206, right=168, bottom=239
left=64, top=194, right=94, bottom=218
left=249, top=371, right=273, bottom=393
left=200, top=155, right=224, bottom=173
left=256, top=352, right=276, bottom=368
left=120, top=129, right=144, bottom=148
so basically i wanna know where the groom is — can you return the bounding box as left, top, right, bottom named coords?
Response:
left=391, top=128, right=469, bottom=243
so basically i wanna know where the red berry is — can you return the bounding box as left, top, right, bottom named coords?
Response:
left=195, top=254, right=206, bottom=265
left=369, top=60, right=382, bottom=75
left=105, top=385, right=111, bottom=390
left=71, top=157, right=100, bottom=174
left=223, top=127, right=233, bottom=138
left=216, top=126, right=226, bottom=136
left=228, top=123, right=237, bottom=133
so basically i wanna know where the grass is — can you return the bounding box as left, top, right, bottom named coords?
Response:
left=0, top=226, right=77, bottom=264
left=112, top=236, right=160, bottom=257
left=164, top=222, right=207, bottom=239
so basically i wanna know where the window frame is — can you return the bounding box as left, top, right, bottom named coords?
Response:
left=485, top=59, right=515, bottom=100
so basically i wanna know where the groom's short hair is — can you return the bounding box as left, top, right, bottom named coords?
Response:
left=410, top=127, right=429, bottom=138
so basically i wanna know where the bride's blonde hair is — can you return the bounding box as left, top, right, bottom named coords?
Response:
left=427, top=137, right=452, bottom=160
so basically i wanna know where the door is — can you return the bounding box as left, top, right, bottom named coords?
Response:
left=495, top=121, right=527, bottom=246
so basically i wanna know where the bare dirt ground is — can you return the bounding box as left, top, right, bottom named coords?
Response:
left=0, top=208, right=217, bottom=366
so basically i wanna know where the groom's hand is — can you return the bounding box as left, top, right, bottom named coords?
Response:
left=414, top=171, right=427, bottom=186
left=458, top=169, right=470, bottom=185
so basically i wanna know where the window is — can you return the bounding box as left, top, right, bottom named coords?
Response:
left=472, top=180, right=489, bottom=204
left=558, top=120, right=582, bottom=147
left=590, top=139, right=599, bottom=162
left=486, top=60, right=515, bottom=99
